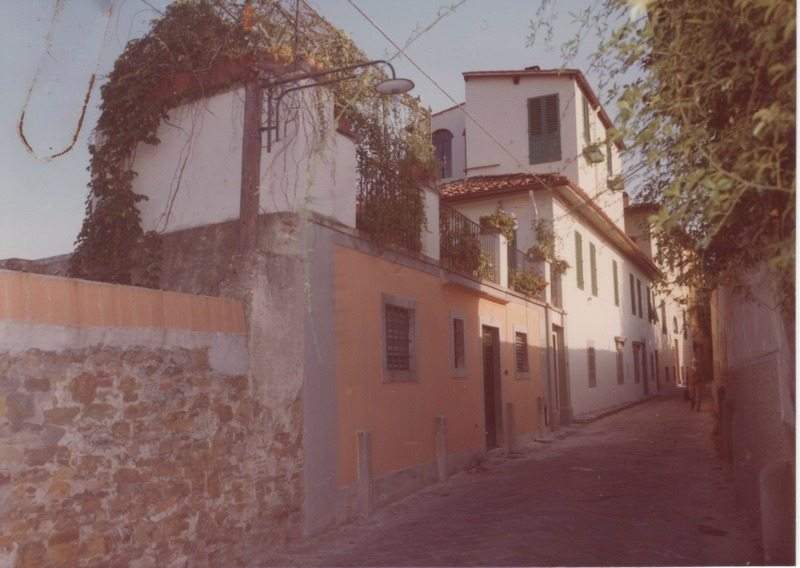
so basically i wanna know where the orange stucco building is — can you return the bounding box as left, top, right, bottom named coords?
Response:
left=301, top=219, right=551, bottom=532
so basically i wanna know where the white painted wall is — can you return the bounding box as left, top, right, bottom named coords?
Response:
left=431, top=105, right=466, bottom=181
left=421, top=186, right=440, bottom=260
left=134, top=86, right=358, bottom=234
left=462, top=76, right=579, bottom=182
left=135, top=88, right=246, bottom=233
left=550, top=197, right=660, bottom=415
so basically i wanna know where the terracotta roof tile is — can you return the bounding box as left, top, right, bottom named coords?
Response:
left=440, top=173, right=569, bottom=202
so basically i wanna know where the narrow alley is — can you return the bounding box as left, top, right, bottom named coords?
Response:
left=258, top=394, right=760, bottom=567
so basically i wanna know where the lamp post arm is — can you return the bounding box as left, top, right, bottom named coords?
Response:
left=261, top=59, right=397, bottom=89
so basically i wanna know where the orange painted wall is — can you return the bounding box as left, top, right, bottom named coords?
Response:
left=0, top=270, right=245, bottom=333
left=334, top=246, right=545, bottom=485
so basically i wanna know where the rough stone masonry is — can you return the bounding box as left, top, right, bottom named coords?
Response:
left=0, top=342, right=301, bottom=568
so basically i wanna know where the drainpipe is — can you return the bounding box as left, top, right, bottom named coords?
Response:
left=543, top=302, right=554, bottom=432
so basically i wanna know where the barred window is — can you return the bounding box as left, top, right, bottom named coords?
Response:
left=515, top=332, right=529, bottom=374
left=615, top=338, right=625, bottom=384
left=587, top=346, right=597, bottom=387
left=385, top=305, right=411, bottom=370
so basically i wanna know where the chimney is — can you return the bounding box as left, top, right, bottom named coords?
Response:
left=525, top=65, right=541, bottom=71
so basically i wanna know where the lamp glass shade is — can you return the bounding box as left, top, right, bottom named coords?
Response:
left=375, top=78, right=415, bottom=95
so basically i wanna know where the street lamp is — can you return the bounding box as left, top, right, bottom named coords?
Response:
left=260, top=59, right=414, bottom=151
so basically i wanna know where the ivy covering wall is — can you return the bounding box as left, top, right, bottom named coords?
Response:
left=69, top=0, right=434, bottom=286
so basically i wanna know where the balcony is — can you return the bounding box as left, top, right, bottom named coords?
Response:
left=439, top=205, right=499, bottom=283
left=440, top=205, right=561, bottom=307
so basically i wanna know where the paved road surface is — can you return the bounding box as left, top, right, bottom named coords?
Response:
left=258, top=395, right=760, bottom=566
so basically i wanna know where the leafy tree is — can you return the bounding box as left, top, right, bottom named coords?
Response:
left=530, top=0, right=795, bottom=306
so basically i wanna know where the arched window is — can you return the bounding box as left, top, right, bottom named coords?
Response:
left=432, top=129, right=453, bottom=178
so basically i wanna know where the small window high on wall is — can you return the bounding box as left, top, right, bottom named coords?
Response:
left=433, top=129, right=453, bottom=178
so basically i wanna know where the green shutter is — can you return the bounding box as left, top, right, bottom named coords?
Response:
left=575, top=231, right=584, bottom=290
left=528, top=97, right=543, bottom=135
left=582, top=95, right=591, bottom=146
left=612, top=260, right=619, bottom=306
left=529, top=94, right=561, bottom=164
left=606, top=135, right=613, bottom=176
left=629, top=273, right=636, bottom=314
left=589, top=243, right=598, bottom=296
left=636, top=278, right=643, bottom=319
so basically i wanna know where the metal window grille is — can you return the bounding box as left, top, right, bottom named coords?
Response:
left=453, top=318, right=465, bottom=369
left=587, top=347, right=597, bottom=387
left=385, top=305, right=412, bottom=371
left=515, top=332, right=529, bottom=373
left=616, top=341, right=625, bottom=384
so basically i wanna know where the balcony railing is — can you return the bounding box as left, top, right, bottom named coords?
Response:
left=439, top=205, right=499, bottom=283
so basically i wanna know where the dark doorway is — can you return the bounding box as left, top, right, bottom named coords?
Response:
left=551, top=324, right=570, bottom=426
left=482, top=325, right=502, bottom=449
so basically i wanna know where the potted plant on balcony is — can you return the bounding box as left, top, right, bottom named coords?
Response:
left=479, top=208, right=517, bottom=241
left=510, top=269, right=548, bottom=297
left=551, top=258, right=570, bottom=275
left=582, top=142, right=605, bottom=164
left=607, top=174, right=625, bottom=192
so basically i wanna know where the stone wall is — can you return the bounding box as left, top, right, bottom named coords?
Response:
left=0, top=270, right=304, bottom=568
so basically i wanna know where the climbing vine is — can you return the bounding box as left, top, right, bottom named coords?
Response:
left=69, top=0, right=434, bottom=285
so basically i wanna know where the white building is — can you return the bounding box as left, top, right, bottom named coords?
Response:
left=433, top=66, right=692, bottom=421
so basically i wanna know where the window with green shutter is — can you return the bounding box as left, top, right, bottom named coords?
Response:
left=606, top=135, right=613, bottom=176
left=582, top=95, right=592, bottom=147
left=589, top=243, right=598, bottom=296
left=629, top=273, right=636, bottom=314
left=528, top=94, right=561, bottom=164
left=612, top=260, right=620, bottom=306
left=575, top=231, right=584, bottom=290
left=636, top=278, right=643, bottom=319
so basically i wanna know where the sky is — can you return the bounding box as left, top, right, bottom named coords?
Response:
left=0, top=0, right=603, bottom=260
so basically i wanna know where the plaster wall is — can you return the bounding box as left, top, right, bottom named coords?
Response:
left=0, top=271, right=309, bottom=567
left=421, top=186, right=441, bottom=260
left=463, top=76, right=579, bottom=182
left=332, top=245, right=546, bottom=485
left=550, top=198, right=659, bottom=416
left=431, top=105, right=467, bottom=181
left=710, top=266, right=794, bottom=563
left=133, top=87, right=358, bottom=234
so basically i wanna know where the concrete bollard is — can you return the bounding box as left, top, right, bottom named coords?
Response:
left=435, top=415, right=448, bottom=482
left=356, top=431, right=373, bottom=518
left=504, top=402, right=515, bottom=455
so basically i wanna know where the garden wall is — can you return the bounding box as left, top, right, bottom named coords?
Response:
left=0, top=270, right=302, bottom=568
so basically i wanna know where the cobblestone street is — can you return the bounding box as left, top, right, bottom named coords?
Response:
left=258, top=394, right=760, bottom=566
